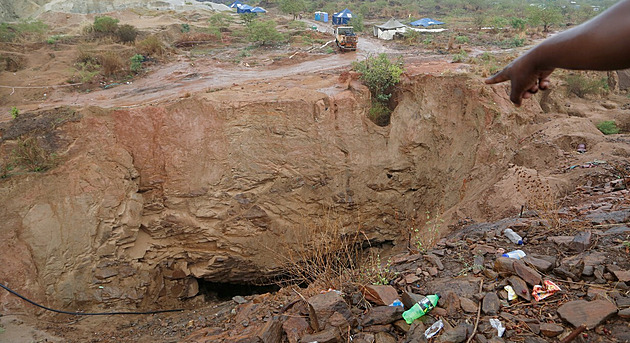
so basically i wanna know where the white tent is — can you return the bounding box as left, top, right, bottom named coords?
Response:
left=373, top=18, right=407, bottom=40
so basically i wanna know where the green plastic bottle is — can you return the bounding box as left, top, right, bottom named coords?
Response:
left=402, top=294, right=440, bottom=324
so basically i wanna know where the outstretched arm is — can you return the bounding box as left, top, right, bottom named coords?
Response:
left=486, top=0, right=630, bottom=106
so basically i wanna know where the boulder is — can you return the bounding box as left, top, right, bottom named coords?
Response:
left=482, top=292, right=500, bottom=315
left=363, top=285, right=400, bottom=306
left=539, top=323, right=564, bottom=337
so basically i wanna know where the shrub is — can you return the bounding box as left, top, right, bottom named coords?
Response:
left=596, top=120, right=620, bottom=135
left=10, top=106, right=19, bottom=119
left=498, top=37, right=525, bottom=48
left=565, top=73, right=607, bottom=98
left=452, top=50, right=468, bottom=63
left=75, top=61, right=100, bottom=82
left=117, top=24, right=138, bottom=43
left=246, top=20, right=284, bottom=46
left=136, top=35, right=164, bottom=57
left=352, top=53, right=404, bottom=103
left=510, top=17, right=527, bottom=31
left=130, top=54, right=144, bottom=73
left=93, top=16, right=119, bottom=35
left=100, top=51, right=126, bottom=76
left=181, top=23, right=190, bottom=33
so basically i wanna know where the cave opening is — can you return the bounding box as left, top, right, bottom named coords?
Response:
left=195, top=279, right=281, bottom=301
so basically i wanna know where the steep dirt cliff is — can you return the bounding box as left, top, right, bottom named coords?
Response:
left=1, top=72, right=626, bottom=312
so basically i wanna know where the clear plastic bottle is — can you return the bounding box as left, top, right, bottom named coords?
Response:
left=504, top=228, right=523, bottom=245
left=401, top=294, right=440, bottom=324
left=502, top=249, right=526, bottom=259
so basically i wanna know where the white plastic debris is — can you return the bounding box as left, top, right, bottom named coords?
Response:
left=424, top=319, right=444, bottom=339
left=489, top=318, right=505, bottom=337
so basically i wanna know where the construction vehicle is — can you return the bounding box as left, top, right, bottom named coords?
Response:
left=334, top=26, right=357, bottom=52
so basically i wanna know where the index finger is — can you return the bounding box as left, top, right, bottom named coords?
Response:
left=485, top=69, right=509, bottom=85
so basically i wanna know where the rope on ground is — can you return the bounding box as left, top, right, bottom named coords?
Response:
left=0, top=281, right=184, bottom=316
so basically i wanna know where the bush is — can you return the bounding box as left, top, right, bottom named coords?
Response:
left=452, top=50, right=468, bottom=63
left=117, top=24, right=138, bottom=43
left=596, top=120, right=620, bottom=135
left=498, top=37, right=525, bottom=48
left=352, top=53, right=404, bottom=103
left=13, top=137, right=56, bottom=172
left=246, top=20, right=284, bottom=46
left=181, top=23, right=190, bottom=33
left=100, top=51, right=126, bottom=76
left=93, top=16, right=119, bottom=35
left=565, top=73, right=607, bottom=98
left=130, top=54, right=144, bottom=73
left=136, top=35, right=164, bottom=57
left=510, top=17, right=527, bottom=31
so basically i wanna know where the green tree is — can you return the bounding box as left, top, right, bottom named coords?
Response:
left=351, top=14, right=364, bottom=32
left=246, top=20, right=284, bottom=46
left=528, top=4, right=563, bottom=32
left=279, top=0, right=307, bottom=20
left=352, top=53, right=405, bottom=103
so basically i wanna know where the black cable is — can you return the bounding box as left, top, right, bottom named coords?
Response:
left=0, top=281, right=184, bottom=316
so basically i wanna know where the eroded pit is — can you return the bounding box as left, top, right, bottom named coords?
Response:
left=2, top=73, right=624, bottom=311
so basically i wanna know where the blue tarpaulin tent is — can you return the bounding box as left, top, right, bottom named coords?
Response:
left=229, top=0, right=243, bottom=8
left=250, top=6, right=266, bottom=13
left=410, top=18, right=445, bottom=27
left=236, top=4, right=253, bottom=13
left=332, top=8, right=352, bottom=25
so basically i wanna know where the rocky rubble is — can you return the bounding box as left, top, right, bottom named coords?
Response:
left=185, top=180, right=630, bottom=343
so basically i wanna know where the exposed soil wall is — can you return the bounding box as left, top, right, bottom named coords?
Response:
left=0, top=73, right=608, bottom=311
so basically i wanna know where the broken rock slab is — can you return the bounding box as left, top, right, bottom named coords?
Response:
left=508, top=276, right=531, bottom=302
left=307, top=291, right=357, bottom=330
left=557, top=299, right=618, bottom=329
left=569, top=230, right=592, bottom=252
left=361, top=306, right=404, bottom=326
left=482, top=292, right=500, bottom=315
left=513, top=261, right=542, bottom=286
left=539, top=323, right=564, bottom=337
left=363, top=285, right=400, bottom=306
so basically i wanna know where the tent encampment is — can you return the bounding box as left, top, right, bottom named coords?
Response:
left=332, top=8, right=352, bottom=25
left=410, top=18, right=445, bottom=27
left=373, top=18, right=407, bottom=40
left=236, top=4, right=253, bottom=13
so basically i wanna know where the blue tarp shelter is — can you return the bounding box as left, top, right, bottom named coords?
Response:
left=250, top=6, right=266, bottom=13
left=410, top=18, right=445, bottom=27
left=229, top=0, right=243, bottom=8
left=332, top=8, right=352, bottom=25
left=236, top=4, right=253, bottom=13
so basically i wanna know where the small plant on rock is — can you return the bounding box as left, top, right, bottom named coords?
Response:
left=12, top=137, right=56, bottom=172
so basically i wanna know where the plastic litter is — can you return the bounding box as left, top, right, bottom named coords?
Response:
left=490, top=318, right=505, bottom=337
left=401, top=294, right=440, bottom=324
left=504, top=228, right=523, bottom=245
left=532, top=280, right=562, bottom=301
left=389, top=299, right=404, bottom=308
left=424, top=319, right=444, bottom=339
left=502, top=249, right=526, bottom=259
left=577, top=143, right=586, bottom=153
left=504, top=285, right=517, bottom=301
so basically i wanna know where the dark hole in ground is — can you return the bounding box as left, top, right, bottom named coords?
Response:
left=196, top=279, right=281, bottom=301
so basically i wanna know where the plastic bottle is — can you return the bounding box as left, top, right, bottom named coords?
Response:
left=503, top=228, right=523, bottom=245
left=401, top=294, right=440, bottom=324
left=502, top=249, right=526, bottom=259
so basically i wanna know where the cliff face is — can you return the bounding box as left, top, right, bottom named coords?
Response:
left=0, top=75, right=540, bottom=309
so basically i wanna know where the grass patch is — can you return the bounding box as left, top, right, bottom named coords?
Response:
left=0, top=20, right=48, bottom=42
